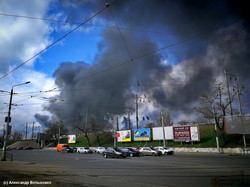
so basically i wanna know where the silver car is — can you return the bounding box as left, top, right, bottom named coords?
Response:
left=95, top=147, right=106, bottom=154
left=139, top=147, right=162, bottom=156
left=77, top=147, right=93, bottom=154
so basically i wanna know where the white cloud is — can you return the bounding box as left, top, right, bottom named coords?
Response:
left=0, top=0, right=52, bottom=74
left=0, top=0, right=57, bottom=132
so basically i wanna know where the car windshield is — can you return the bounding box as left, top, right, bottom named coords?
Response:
left=114, top=148, right=122, bottom=152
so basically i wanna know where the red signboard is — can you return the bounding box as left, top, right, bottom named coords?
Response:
left=173, top=126, right=200, bottom=142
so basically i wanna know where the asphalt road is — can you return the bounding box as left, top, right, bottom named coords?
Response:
left=5, top=150, right=250, bottom=187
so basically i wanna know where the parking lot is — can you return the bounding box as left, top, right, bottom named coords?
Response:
left=2, top=149, right=250, bottom=187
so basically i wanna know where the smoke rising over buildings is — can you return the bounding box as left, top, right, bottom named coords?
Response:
left=37, top=0, right=250, bottom=129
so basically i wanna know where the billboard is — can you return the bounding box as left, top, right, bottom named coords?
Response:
left=68, top=135, right=76, bottom=143
left=152, top=126, right=173, bottom=140
left=224, top=115, right=250, bottom=134
left=173, top=126, right=200, bottom=142
left=116, top=130, right=131, bottom=142
left=134, top=129, right=151, bottom=141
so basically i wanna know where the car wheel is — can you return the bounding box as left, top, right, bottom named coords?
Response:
left=104, top=154, right=107, bottom=158
left=152, top=152, right=156, bottom=156
left=130, top=153, right=133, bottom=157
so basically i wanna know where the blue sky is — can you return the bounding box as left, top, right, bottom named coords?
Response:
left=36, top=28, right=102, bottom=76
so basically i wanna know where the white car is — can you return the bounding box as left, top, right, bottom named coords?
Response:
left=154, top=147, right=174, bottom=155
left=95, top=147, right=106, bottom=154
left=77, top=147, right=93, bottom=154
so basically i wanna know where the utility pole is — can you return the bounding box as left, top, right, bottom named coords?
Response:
left=1, top=81, right=30, bottom=161
left=234, top=83, right=246, bottom=147
left=127, top=112, right=131, bottom=130
left=116, top=116, right=119, bottom=131
left=161, top=112, right=166, bottom=147
left=32, top=121, right=35, bottom=140
left=136, top=94, right=139, bottom=129
left=85, top=107, right=88, bottom=131
left=212, top=104, right=220, bottom=153
left=25, top=123, right=28, bottom=140
left=224, top=70, right=233, bottom=115
left=234, top=83, right=243, bottom=115
left=58, top=124, right=61, bottom=145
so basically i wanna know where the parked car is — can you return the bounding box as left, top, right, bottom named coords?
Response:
left=119, top=147, right=141, bottom=157
left=71, top=147, right=77, bottom=152
left=77, top=147, right=93, bottom=154
left=17, top=147, right=24, bottom=150
left=61, top=146, right=74, bottom=153
left=24, top=147, right=34, bottom=150
left=154, top=147, right=174, bottom=155
left=96, top=147, right=106, bottom=154
left=139, top=147, right=162, bottom=156
left=102, top=148, right=127, bottom=158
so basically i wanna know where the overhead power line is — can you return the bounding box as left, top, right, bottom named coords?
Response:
left=0, top=0, right=118, bottom=80
left=75, top=19, right=243, bottom=82
left=0, top=13, right=171, bottom=35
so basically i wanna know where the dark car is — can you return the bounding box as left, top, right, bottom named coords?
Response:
left=24, top=147, right=34, bottom=150
left=61, top=146, right=73, bottom=153
left=120, top=148, right=141, bottom=157
left=71, top=147, right=77, bottom=153
left=102, top=148, right=127, bottom=158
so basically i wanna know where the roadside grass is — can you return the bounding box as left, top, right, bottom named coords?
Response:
left=65, top=125, right=249, bottom=148
left=7, top=125, right=247, bottom=148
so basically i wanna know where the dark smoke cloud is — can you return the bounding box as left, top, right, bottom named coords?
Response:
left=40, top=0, right=250, bottom=129
left=34, top=114, right=52, bottom=128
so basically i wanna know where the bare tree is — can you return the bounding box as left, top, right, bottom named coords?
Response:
left=44, top=121, right=68, bottom=145
left=89, top=117, right=102, bottom=146
left=144, top=122, right=156, bottom=129
left=156, top=110, right=173, bottom=127
left=195, top=80, right=235, bottom=142
left=178, top=120, right=190, bottom=126
left=12, top=131, right=23, bottom=141
left=76, top=126, right=91, bottom=147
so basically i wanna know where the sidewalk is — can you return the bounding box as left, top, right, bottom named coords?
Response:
left=0, top=161, right=80, bottom=187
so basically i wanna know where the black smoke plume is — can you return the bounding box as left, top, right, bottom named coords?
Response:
left=39, top=0, right=250, bottom=130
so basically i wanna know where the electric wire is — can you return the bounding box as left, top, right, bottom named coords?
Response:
left=108, top=3, right=133, bottom=60
left=0, top=0, right=119, bottom=80
left=74, top=19, right=243, bottom=82
left=0, top=13, right=171, bottom=35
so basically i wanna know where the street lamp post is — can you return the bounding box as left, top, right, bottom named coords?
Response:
left=1, top=81, right=30, bottom=161
left=161, top=111, right=166, bottom=147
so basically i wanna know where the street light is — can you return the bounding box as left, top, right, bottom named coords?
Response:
left=1, top=81, right=30, bottom=161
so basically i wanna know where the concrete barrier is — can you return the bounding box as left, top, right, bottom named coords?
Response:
left=44, top=147, right=248, bottom=154
left=172, top=147, right=245, bottom=154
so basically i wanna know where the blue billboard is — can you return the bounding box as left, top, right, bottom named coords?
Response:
left=133, top=129, right=151, bottom=141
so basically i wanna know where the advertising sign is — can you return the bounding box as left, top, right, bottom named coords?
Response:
left=134, top=129, right=151, bottom=141
left=224, top=115, right=250, bottom=134
left=152, top=126, right=173, bottom=140
left=173, top=126, right=200, bottom=142
left=116, top=130, right=131, bottom=142
left=68, top=135, right=76, bottom=143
